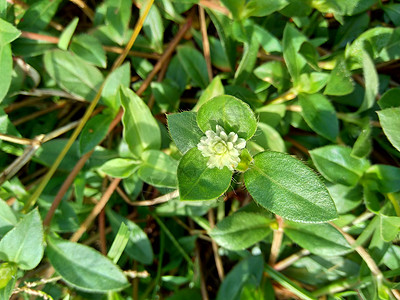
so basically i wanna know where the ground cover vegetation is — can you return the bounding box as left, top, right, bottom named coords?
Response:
left=0, top=0, right=400, bottom=299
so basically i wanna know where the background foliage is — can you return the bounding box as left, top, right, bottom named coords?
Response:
left=1, top=0, right=400, bottom=299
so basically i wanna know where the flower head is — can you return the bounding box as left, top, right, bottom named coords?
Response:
left=197, top=125, right=246, bottom=171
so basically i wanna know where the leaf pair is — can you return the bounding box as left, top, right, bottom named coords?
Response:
left=169, top=95, right=338, bottom=223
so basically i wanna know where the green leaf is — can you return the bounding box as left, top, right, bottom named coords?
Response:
left=0, top=44, right=12, bottom=103
left=0, top=199, right=18, bottom=236
left=137, top=150, right=178, bottom=188
left=309, top=145, right=370, bottom=186
left=70, top=34, right=107, bottom=68
left=0, top=262, right=17, bottom=290
left=167, top=111, right=204, bottom=154
left=299, top=93, right=339, bottom=142
left=284, top=221, right=352, bottom=256
left=46, top=236, right=129, bottom=292
left=177, top=46, right=209, bottom=89
left=244, top=151, right=337, bottom=223
left=106, top=209, right=154, bottom=265
left=79, top=113, right=114, bottom=155
left=380, top=215, right=400, bottom=242
left=384, top=4, right=400, bottom=26
left=254, top=61, right=289, bottom=91
left=0, top=19, right=21, bottom=45
left=377, top=107, right=400, bottom=153
left=358, top=50, right=378, bottom=112
left=119, top=86, right=161, bottom=157
left=242, top=0, right=288, bottom=17
left=363, top=164, right=400, bottom=193
left=210, top=212, right=272, bottom=250
left=351, top=121, right=372, bottom=158
left=178, top=148, right=232, bottom=201
left=217, top=255, right=263, bottom=300
left=378, top=88, right=400, bottom=109
left=253, top=24, right=282, bottom=53
left=101, top=62, right=130, bottom=110
left=247, top=123, right=286, bottom=154
left=99, top=158, right=140, bottom=178
left=220, top=0, right=245, bottom=19
left=103, top=0, right=132, bottom=45
left=44, top=49, right=104, bottom=101
left=58, top=17, right=79, bottom=50
left=233, top=33, right=259, bottom=85
left=326, top=183, right=362, bottom=214
left=197, top=95, right=257, bottom=140
left=295, top=72, right=329, bottom=94
left=142, top=5, right=164, bottom=52
left=107, top=223, right=130, bottom=264
left=0, top=209, right=44, bottom=270
left=193, top=76, right=224, bottom=111
left=151, top=80, right=181, bottom=113
left=282, top=24, right=307, bottom=84
left=18, top=0, right=63, bottom=31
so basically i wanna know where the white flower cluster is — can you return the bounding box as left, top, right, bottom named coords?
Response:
left=197, top=125, right=246, bottom=171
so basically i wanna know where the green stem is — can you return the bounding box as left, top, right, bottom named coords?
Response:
left=152, top=214, right=194, bottom=267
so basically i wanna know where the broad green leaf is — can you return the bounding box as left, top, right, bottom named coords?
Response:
left=193, top=76, right=224, bottom=111
left=254, top=61, right=289, bottom=91
left=107, top=209, right=154, bottom=265
left=358, top=50, right=378, bottom=112
left=334, top=13, right=369, bottom=50
left=142, top=5, right=164, bottom=52
left=345, top=27, right=393, bottom=69
left=326, top=183, right=362, bottom=214
left=384, top=3, right=400, bottom=26
left=0, top=209, right=44, bottom=270
left=244, top=151, right=337, bottom=223
left=377, top=107, right=400, bottom=153
left=46, top=236, right=129, bottom=292
left=363, top=185, right=381, bottom=213
left=363, top=165, right=400, bottom=193
left=0, top=44, right=12, bottom=103
left=178, top=148, right=232, bottom=201
left=284, top=221, right=352, bottom=256
left=99, top=158, right=140, bottom=178
left=18, top=0, right=63, bottom=31
left=299, top=93, right=339, bottom=142
left=0, top=19, right=21, bottom=45
left=233, top=33, right=259, bottom=85
left=310, top=145, right=370, bottom=186
left=177, top=46, right=209, bottom=89
left=167, top=111, right=204, bottom=154
left=0, top=262, right=17, bottom=289
left=197, top=95, right=257, bottom=140
left=219, top=0, right=245, bottom=19
left=217, top=255, right=263, bottom=300
left=242, top=0, right=288, bottom=17
left=210, top=212, right=272, bottom=250
left=282, top=24, right=307, bottom=83
left=378, top=88, right=400, bottom=109
left=380, top=215, right=400, bottom=242
left=44, top=49, right=104, bottom=101
left=137, top=150, right=178, bottom=188
left=104, top=0, right=131, bottom=45
left=247, top=123, right=285, bottom=154
left=256, top=104, right=286, bottom=128
left=351, top=120, right=372, bottom=158
left=70, top=34, right=107, bottom=68
left=0, top=199, right=18, bottom=236
left=119, top=86, right=161, bottom=157
left=151, top=80, right=181, bottom=113
left=79, top=113, right=114, bottom=155
left=101, top=62, right=130, bottom=110
left=58, top=17, right=79, bottom=50
left=296, top=72, right=329, bottom=94
left=253, top=24, right=282, bottom=53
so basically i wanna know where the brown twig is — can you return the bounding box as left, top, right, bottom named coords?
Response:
left=269, top=215, right=284, bottom=266
left=69, top=0, right=94, bottom=21
left=208, top=209, right=224, bottom=280
left=13, top=102, right=67, bottom=126
left=199, top=6, right=213, bottom=81
left=136, top=17, right=193, bottom=96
